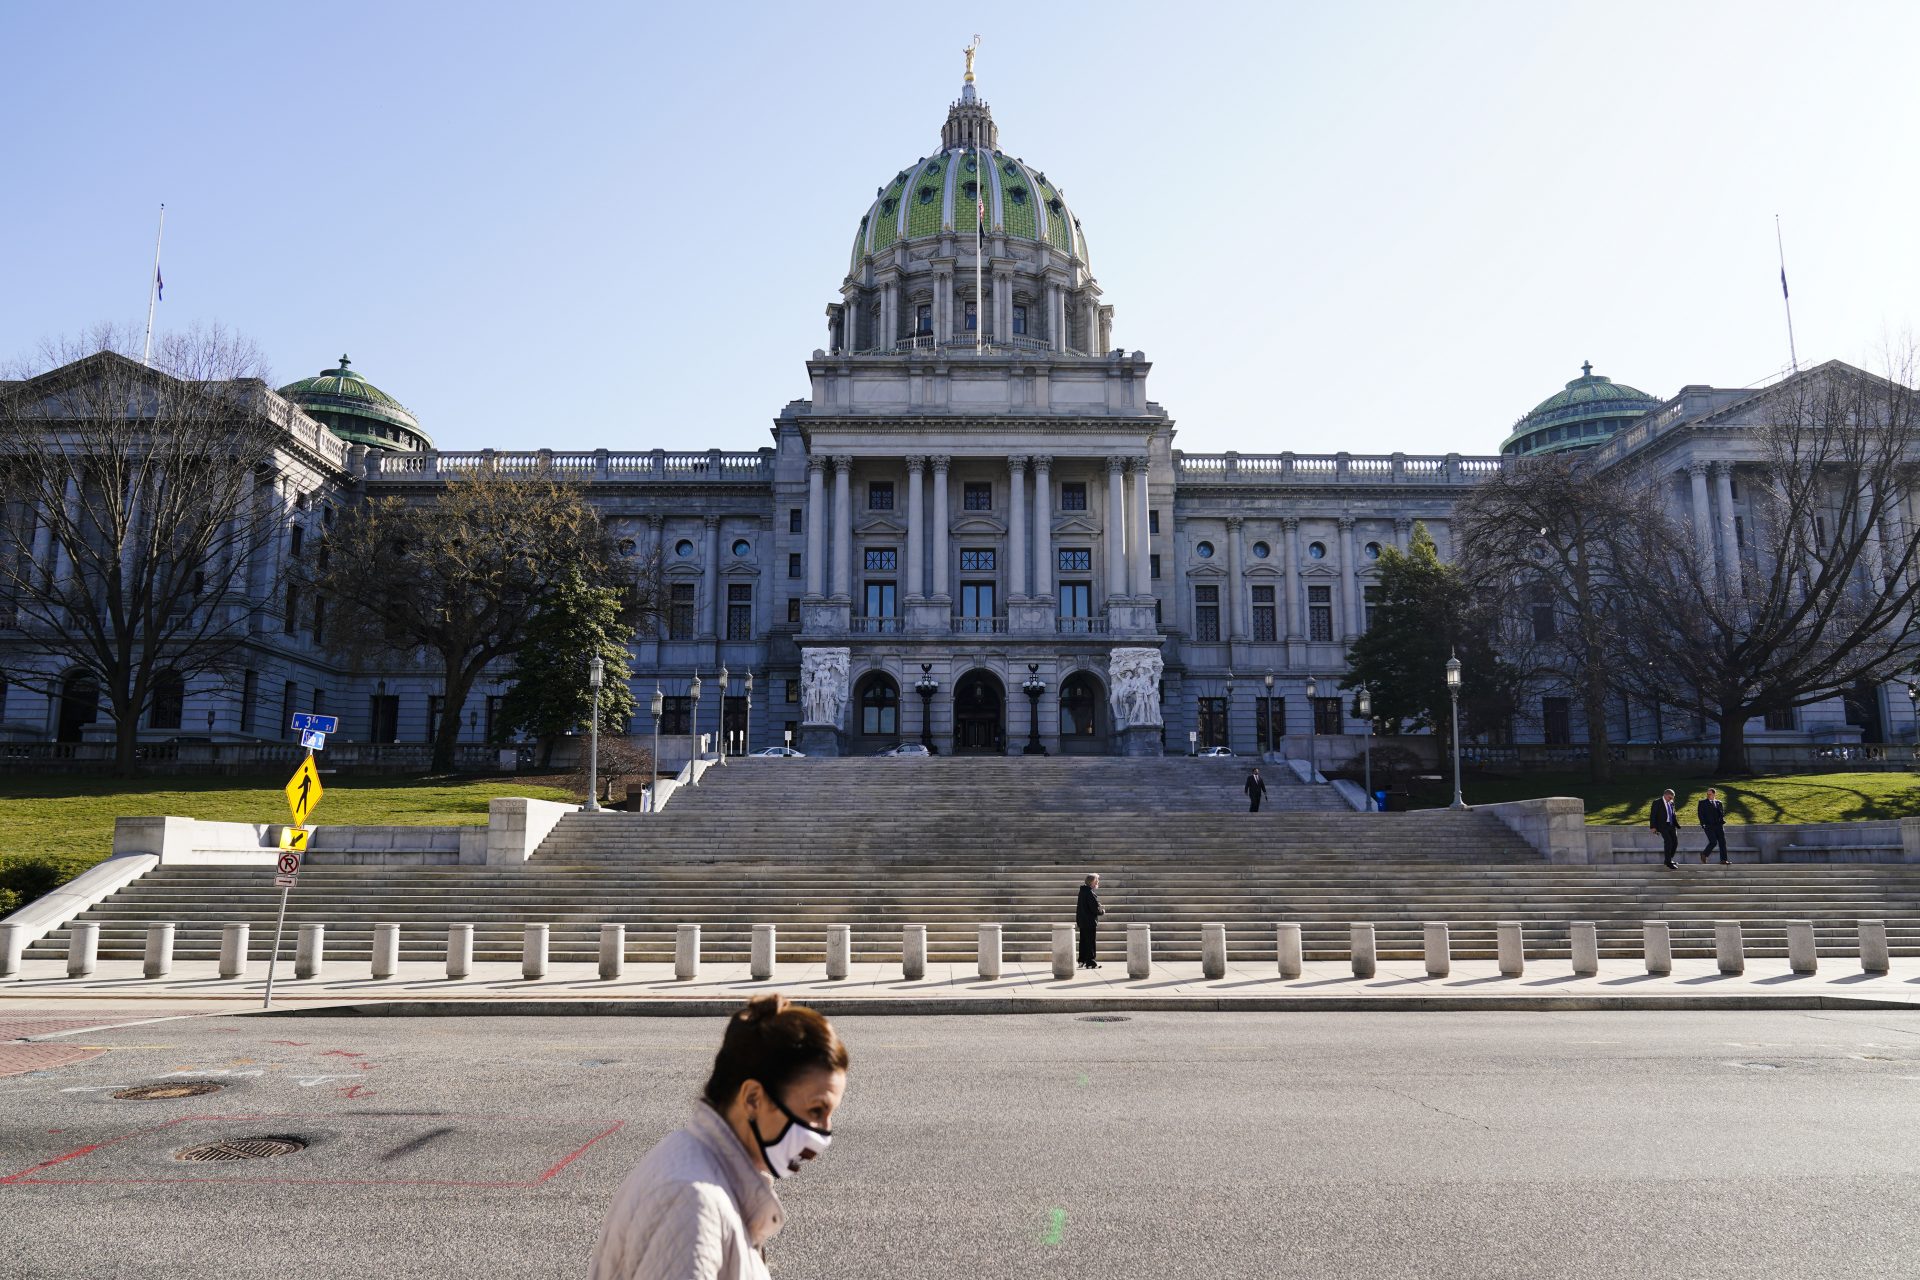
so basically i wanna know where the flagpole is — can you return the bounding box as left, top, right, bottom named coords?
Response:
left=1775, top=213, right=1798, bottom=375
left=142, top=203, right=166, bottom=367
left=975, top=146, right=984, bottom=354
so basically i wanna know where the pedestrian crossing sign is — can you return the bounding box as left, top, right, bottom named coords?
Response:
left=278, top=826, right=310, bottom=852
left=285, top=756, right=323, bottom=826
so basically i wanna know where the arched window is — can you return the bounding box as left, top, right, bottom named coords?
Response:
left=860, top=677, right=899, bottom=736
left=1059, top=673, right=1100, bottom=738
left=150, top=671, right=185, bottom=730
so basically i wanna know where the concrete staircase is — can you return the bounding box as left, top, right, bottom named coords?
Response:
left=28, top=757, right=1920, bottom=965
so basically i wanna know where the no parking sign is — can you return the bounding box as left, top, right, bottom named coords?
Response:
left=275, top=850, right=301, bottom=888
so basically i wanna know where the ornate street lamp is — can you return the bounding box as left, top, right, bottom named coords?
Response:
left=1905, top=678, right=1918, bottom=751
left=717, top=665, right=730, bottom=764
left=1263, top=671, right=1275, bottom=759
left=1223, top=669, right=1235, bottom=755
left=744, top=670, right=754, bottom=758
left=1305, top=673, right=1318, bottom=779
left=688, top=670, right=702, bottom=786
left=1445, top=652, right=1466, bottom=810
left=649, top=687, right=664, bottom=813
left=915, top=664, right=939, bottom=751
left=1021, top=663, right=1047, bottom=756
left=584, top=654, right=605, bottom=813
left=1357, top=685, right=1374, bottom=812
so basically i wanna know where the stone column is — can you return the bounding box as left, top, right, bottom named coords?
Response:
left=881, top=282, right=898, bottom=349
left=1130, top=457, right=1153, bottom=599
left=1007, top=455, right=1028, bottom=599
left=1047, top=284, right=1063, bottom=352
left=831, top=456, right=853, bottom=601
left=1226, top=515, right=1247, bottom=640
left=1282, top=517, right=1303, bottom=639
left=46, top=475, right=79, bottom=590
left=905, top=456, right=926, bottom=600
left=1081, top=297, right=1097, bottom=354
left=701, top=514, right=721, bottom=639
left=1031, top=456, right=1053, bottom=602
left=805, top=456, right=826, bottom=598
left=1105, top=457, right=1129, bottom=602
left=933, top=275, right=950, bottom=344
left=1393, top=517, right=1411, bottom=554
left=1337, top=517, right=1358, bottom=640
left=931, top=456, right=952, bottom=600
left=1687, top=461, right=1717, bottom=588
left=1861, top=482, right=1888, bottom=593
left=1712, top=462, right=1742, bottom=596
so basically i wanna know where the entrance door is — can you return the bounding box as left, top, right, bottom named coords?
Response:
left=1196, top=697, right=1227, bottom=751
left=1058, top=672, right=1106, bottom=755
left=724, top=695, right=748, bottom=755
left=1844, top=680, right=1885, bottom=743
left=953, top=671, right=1004, bottom=754
left=57, top=672, right=99, bottom=743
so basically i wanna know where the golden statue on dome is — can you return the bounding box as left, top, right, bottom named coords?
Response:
left=963, top=34, right=981, bottom=83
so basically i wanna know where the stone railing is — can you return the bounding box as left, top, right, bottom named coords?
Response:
left=0, top=741, right=523, bottom=775
left=1462, top=741, right=1917, bottom=775
left=363, top=448, right=774, bottom=484
left=1172, top=450, right=1502, bottom=484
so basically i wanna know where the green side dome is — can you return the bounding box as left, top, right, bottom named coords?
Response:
left=279, top=355, right=432, bottom=453
left=1501, top=362, right=1660, bottom=458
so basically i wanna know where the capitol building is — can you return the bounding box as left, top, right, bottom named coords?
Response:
left=1, top=65, right=1906, bottom=762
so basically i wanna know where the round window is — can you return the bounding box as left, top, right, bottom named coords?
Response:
left=1195, top=541, right=1215, bottom=559
left=674, top=539, right=695, bottom=558
left=1307, top=541, right=1326, bottom=559
left=732, top=539, right=751, bottom=557
left=1365, top=541, right=1382, bottom=560
left=618, top=538, right=636, bottom=557
left=1251, top=541, right=1270, bottom=559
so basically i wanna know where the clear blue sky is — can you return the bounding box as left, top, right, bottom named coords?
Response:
left=4, top=1, right=1917, bottom=456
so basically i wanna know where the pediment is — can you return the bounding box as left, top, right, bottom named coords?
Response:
left=1052, top=513, right=1101, bottom=536
left=950, top=514, right=1006, bottom=535
left=1185, top=561, right=1228, bottom=579
left=1299, top=564, right=1341, bottom=580
left=1244, top=562, right=1283, bottom=579
left=856, top=513, right=910, bottom=536
left=722, top=562, right=762, bottom=579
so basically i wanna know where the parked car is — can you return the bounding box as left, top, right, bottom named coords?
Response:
left=874, top=742, right=932, bottom=757
left=1197, top=745, right=1235, bottom=758
left=751, top=746, right=806, bottom=757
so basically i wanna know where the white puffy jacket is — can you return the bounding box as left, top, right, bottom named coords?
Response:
left=588, top=1102, right=783, bottom=1280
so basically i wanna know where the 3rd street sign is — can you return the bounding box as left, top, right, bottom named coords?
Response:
left=284, top=757, right=324, bottom=827
left=290, top=712, right=339, bottom=735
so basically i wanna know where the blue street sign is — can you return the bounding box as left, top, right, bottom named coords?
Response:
left=300, top=729, right=328, bottom=751
left=290, top=713, right=339, bottom=734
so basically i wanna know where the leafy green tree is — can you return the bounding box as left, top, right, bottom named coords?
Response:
left=500, top=566, right=637, bottom=765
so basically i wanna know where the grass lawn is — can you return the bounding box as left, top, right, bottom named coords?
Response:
left=1405, top=770, right=1920, bottom=826
left=0, top=772, right=577, bottom=886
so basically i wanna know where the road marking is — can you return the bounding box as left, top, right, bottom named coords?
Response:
left=1041, top=1208, right=1067, bottom=1246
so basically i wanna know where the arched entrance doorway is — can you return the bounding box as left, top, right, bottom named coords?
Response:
left=57, top=670, right=99, bottom=744
left=952, top=669, right=1005, bottom=755
left=1058, top=671, right=1108, bottom=755
left=851, top=671, right=901, bottom=754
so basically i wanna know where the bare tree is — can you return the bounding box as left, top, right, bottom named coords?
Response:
left=0, top=325, right=287, bottom=771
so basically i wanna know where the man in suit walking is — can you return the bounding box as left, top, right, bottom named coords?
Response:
left=1697, top=786, right=1730, bottom=864
left=1650, top=788, right=1681, bottom=870
left=1245, top=768, right=1268, bottom=813
left=1076, top=873, right=1105, bottom=969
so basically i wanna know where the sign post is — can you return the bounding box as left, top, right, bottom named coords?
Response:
left=265, top=717, right=328, bottom=1009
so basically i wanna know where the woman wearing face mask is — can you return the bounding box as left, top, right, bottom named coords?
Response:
left=589, top=994, right=849, bottom=1280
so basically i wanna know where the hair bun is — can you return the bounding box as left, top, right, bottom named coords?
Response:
left=740, top=993, right=790, bottom=1023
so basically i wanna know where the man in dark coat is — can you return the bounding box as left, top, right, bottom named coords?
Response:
left=1245, top=768, right=1268, bottom=813
left=1697, top=787, right=1729, bottom=864
left=1650, top=788, right=1681, bottom=870
left=1075, top=873, right=1105, bottom=969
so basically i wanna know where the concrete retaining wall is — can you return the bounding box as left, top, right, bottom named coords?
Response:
left=485, top=797, right=581, bottom=864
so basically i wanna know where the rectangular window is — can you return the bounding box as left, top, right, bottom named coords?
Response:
left=427, top=695, right=444, bottom=744
left=669, top=582, right=696, bottom=640
left=960, top=548, right=996, bottom=571
left=789, top=507, right=803, bottom=534
left=1314, top=696, right=1344, bottom=736
left=1194, top=584, right=1220, bottom=642
left=1734, top=514, right=1745, bottom=547
left=289, top=525, right=304, bottom=559
left=868, top=481, right=894, bottom=511
left=965, top=301, right=978, bottom=331
left=864, top=581, right=897, bottom=624
left=1059, top=482, right=1088, bottom=511
left=864, top=548, right=897, bottom=571
left=1058, top=582, right=1092, bottom=632
left=283, top=584, right=297, bottom=635
left=1764, top=707, right=1797, bottom=731
left=787, top=552, right=801, bottom=578
left=1308, top=584, right=1333, bottom=642
left=661, top=695, right=692, bottom=736
left=1149, top=510, right=1160, bottom=534
left=312, top=595, right=325, bottom=644
left=1150, top=553, right=1161, bottom=580
left=1814, top=515, right=1827, bottom=548
left=1196, top=697, right=1228, bottom=750
left=963, top=482, right=992, bottom=511
left=312, top=688, right=325, bottom=715
left=150, top=679, right=183, bottom=730
left=1251, top=585, right=1277, bottom=642
left=915, top=303, right=932, bottom=335
left=786, top=679, right=799, bottom=704
left=1255, top=696, right=1284, bottom=752
left=1012, top=305, right=1027, bottom=335
left=370, top=694, right=399, bottom=744
left=1530, top=588, right=1556, bottom=642
left=726, top=584, right=753, bottom=640
left=1543, top=696, right=1572, bottom=745
left=787, top=597, right=800, bottom=624
left=1058, top=548, right=1091, bottom=572
left=959, top=581, right=997, bottom=630
left=282, top=681, right=298, bottom=736
left=486, top=694, right=504, bottom=743
left=240, top=670, right=258, bottom=735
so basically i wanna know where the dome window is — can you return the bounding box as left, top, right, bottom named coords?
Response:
left=964, top=155, right=977, bottom=173
left=962, top=181, right=979, bottom=201
left=1003, top=161, right=1020, bottom=178
left=1195, top=541, right=1215, bottom=559
left=918, top=185, right=936, bottom=205
left=1047, top=198, right=1064, bottom=215
left=1252, top=541, right=1270, bottom=559
left=1008, top=185, right=1027, bottom=205
left=1308, top=541, right=1327, bottom=559
left=879, top=198, right=896, bottom=216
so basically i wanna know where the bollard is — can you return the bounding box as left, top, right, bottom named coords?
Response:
left=67, top=922, right=99, bottom=978
left=145, top=922, right=175, bottom=979
left=446, top=924, right=473, bottom=980
left=371, top=924, right=399, bottom=980
left=522, top=924, right=549, bottom=980
left=750, top=924, right=776, bottom=980
left=1275, top=922, right=1303, bottom=979
left=827, top=925, right=851, bottom=980
left=1051, top=924, right=1076, bottom=980
left=1644, top=921, right=1673, bottom=976
left=902, top=924, right=927, bottom=981
left=295, top=924, right=325, bottom=980
left=1714, top=920, right=1744, bottom=975
left=1570, top=922, right=1599, bottom=977
left=219, top=923, right=251, bottom=979
left=675, top=924, right=700, bottom=981
left=1859, top=919, right=1890, bottom=974
left=1202, top=923, right=1228, bottom=980
left=1127, top=924, right=1152, bottom=980
left=599, top=924, right=626, bottom=980
left=1496, top=922, right=1524, bottom=978
left=0, top=923, right=23, bottom=978
left=977, top=924, right=1002, bottom=980
left=1423, top=923, right=1451, bottom=978
left=1786, top=920, right=1817, bottom=975
left=1349, top=922, right=1377, bottom=979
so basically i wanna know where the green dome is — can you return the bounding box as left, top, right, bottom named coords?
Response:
left=1501, top=362, right=1660, bottom=458
left=279, top=355, right=432, bottom=453
left=851, top=149, right=1089, bottom=273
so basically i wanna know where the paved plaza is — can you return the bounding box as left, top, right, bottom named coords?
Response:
left=5, top=1008, right=1920, bottom=1278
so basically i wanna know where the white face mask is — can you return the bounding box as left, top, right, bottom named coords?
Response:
left=749, top=1087, right=832, bottom=1179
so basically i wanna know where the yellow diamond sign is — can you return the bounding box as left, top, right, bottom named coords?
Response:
left=285, top=756, right=323, bottom=827
left=278, top=826, right=310, bottom=853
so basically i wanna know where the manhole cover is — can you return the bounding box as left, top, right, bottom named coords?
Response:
left=1077, top=1015, right=1132, bottom=1023
left=175, top=1135, right=307, bottom=1162
left=115, top=1082, right=225, bottom=1100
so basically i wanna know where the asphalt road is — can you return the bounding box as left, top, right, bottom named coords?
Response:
left=3, top=1008, right=1919, bottom=1279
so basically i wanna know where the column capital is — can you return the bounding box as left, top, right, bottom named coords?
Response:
left=1127, top=454, right=1150, bottom=474
left=1687, top=460, right=1710, bottom=478
left=1393, top=516, right=1411, bottom=533
left=1106, top=455, right=1128, bottom=475
left=931, top=454, right=952, bottom=474
left=906, top=455, right=927, bottom=474
left=1031, top=454, right=1052, bottom=473
left=704, top=514, right=721, bottom=530
left=1337, top=516, right=1355, bottom=532
left=807, top=454, right=829, bottom=476
left=1282, top=516, right=1300, bottom=533
left=1710, top=460, right=1735, bottom=479
left=647, top=513, right=664, bottom=531
left=1008, top=454, right=1030, bottom=472
left=1225, top=514, right=1245, bottom=531
left=832, top=454, right=854, bottom=476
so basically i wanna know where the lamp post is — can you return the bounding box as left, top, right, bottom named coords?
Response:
left=1305, top=674, right=1318, bottom=779
left=915, top=664, right=938, bottom=751
left=649, top=687, right=663, bottom=813
left=1021, top=663, right=1047, bottom=756
left=1445, top=652, right=1466, bottom=810
left=688, top=671, right=702, bottom=785
left=716, top=665, right=730, bottom=763
left=1905, top=679, right=1918, bottom=752
left=584, top=654, right=605, bottom=813
left=743, top=670, right=754, bottom=758
left=1223, top=669, right=1235, bottom=755
left=1357, top=685, right=1374, bottom=812
left=1263, top=671, right=1274, bottom=760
